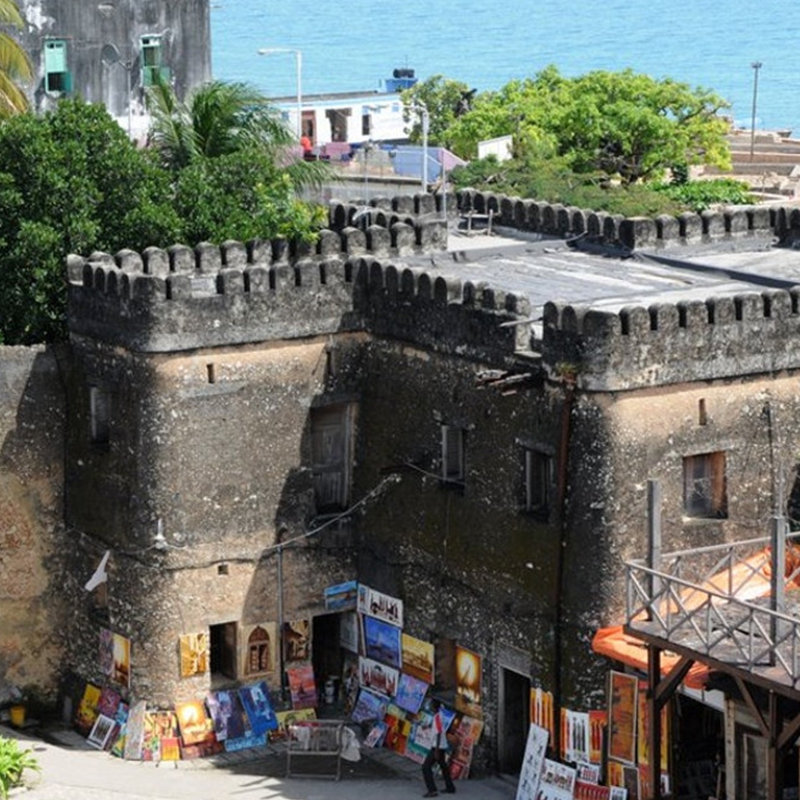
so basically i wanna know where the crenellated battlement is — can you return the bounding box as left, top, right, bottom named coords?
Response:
left=456, top=189, right=791, bottom=250
left=542, top=290, right=800, bottom=390
left=67, top=238, right=529, bottom=363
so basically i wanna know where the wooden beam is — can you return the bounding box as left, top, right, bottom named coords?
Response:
left=777, top=707, right=800, bottom=752
left=648, top=645, right=662, bottom=800
left=733, top=674, right=769, bottom=738
left=654, top=656, right=694, bottom=709
left=767, top=691, right=784, bottom=800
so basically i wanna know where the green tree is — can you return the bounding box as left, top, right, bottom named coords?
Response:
left=0, top=99, right=181, bottom=344
left=438, top=67, right=731, bottom=183
left=0, top=0, right=32, bottom=116
left=400, top=74, right=474, bottom=147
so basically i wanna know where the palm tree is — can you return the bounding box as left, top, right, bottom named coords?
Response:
left=0, top=0, right=32, bottom=117
left=147, top=78, right=329, bottom=189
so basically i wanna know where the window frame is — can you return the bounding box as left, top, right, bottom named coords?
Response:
left=441, top=424, right=465, bottom=485
left=43, top=38, right=72, bottom=94
left=683, top=450, right=727, bottom=519
left=310, top=403, right=354, bottom=513
left=140, top=34, right=170, bottom=87
left=524, top=447, right=553, bottom=517
left=89, top=385, right=110, bottom=446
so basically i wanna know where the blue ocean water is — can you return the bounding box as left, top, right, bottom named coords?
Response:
left=211, top=1, right=800, bottom=136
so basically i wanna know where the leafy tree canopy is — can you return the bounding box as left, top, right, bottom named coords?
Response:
left=426, top=66, right=731, bottom=184
left=400, top=74, right=474, bottom=148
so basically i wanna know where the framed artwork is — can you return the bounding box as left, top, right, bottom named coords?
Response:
left=401, top=633, right=434, bottom=684
left=455, top=646, right=482, bottom=714
left=286, top=664, right=317, bottom=709
left=87, top=714, right=117, bottom=750
left=283, top=619, right=310, bottom=662
left=239, top=681, right=278, bottom=734
left=359, top=655, right=399, bottom=697
left=175, top=700, right=214, bottom=745
left=608, top=671, right=637, bottom=765
left=112, top=633, right=131, bottom=688
left=179, top=632, right=209, bottom=677
left=395, top=673, right=428, bottom=714
left=241, top=622, right=277, bottom=677
left=363, top=616, right=401, bottom=669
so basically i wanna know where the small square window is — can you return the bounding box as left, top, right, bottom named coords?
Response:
left=441, top=425, right=465, bottom=484
left=89, top=386, right=110, bottom=445
left=684, top=451, right=727, bottom=518
left=525, top=448, right=553, bottom=515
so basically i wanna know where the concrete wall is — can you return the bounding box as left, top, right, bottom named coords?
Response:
left=0, top=346, right=68, bottom=701
left=17, top=0, right=211, bottom=130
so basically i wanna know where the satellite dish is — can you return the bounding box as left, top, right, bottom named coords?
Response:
left=101, top=43, right=121, bottom=67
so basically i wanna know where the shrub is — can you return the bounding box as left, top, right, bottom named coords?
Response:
left=0, top=736, right=40, bottom=798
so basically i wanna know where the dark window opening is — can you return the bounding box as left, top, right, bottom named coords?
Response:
left=683, top=451, right=727, bottom=518
left=210, top=621, right=237, bottom=681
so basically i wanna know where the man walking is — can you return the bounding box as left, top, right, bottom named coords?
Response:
left=421, top=699, right=455, bottom=797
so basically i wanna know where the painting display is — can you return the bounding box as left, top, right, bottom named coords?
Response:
left=588, top=710, right=607, bottom=764
left=283, top=619, right=310, bottom=662
left=358, top=584, right=403, bottom=627
left=286, top=664, right=317, bottom=709
left=531, top=686, right=556, bottom=744
left=608, top=671, right=638, bottom=765
left=561, top=708, right=590, bottom=763
left=359, top=656, right=400, bottom=697
left=324, top=580, right=358, bottom=612
left=394, top=672, right=428, bottom=714
left=363, top=616, right=402, bottom=669
left=515, top=723, right=549, bottom=800
left=454, top=646, right=482, bottom=716
left=179, top=632, right=209, bottom=678
left=241, top=622, right=277, bottom=677
left=274, top=707, right=317, bottom=739
left=214, top=689, right=250, bottom=743
left=112, top=633, right=131, bottom=688
left=87, top=714, right=117, bottom=750
left=400, top=633, right=434, bottom=684
left=123, top=700, right=147, bottom=761
left=175, top=700, right=214, bottom=746
left=351, top=688, right=388, bottom=724
left=538, top=758, right=577, bottom=800
left=239, top=681, right=278, bottom=735
left=74, top=683, right=101, bottom=736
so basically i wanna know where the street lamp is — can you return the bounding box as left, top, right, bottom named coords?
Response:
left=258, top=47, right=302, bottom=141
left=750, top=61, right=762, bottom=163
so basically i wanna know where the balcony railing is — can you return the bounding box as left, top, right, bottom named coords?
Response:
left=625, top=533, right=800, bottom=687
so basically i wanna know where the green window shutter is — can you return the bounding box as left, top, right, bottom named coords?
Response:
left=44, top=40, right=67, bottom=73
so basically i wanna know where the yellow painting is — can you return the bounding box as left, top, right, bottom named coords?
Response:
left=179, top=632, right=209, bottom=677
left=455, top=646, right=482, bottom=715
left=401, top=633, right=435, bottom=684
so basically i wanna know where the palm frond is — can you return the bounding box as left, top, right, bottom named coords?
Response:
left=0, top=0, right=25, bottom=28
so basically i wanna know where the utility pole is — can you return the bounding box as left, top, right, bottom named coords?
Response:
left=750, top=61, right=762, bottom=162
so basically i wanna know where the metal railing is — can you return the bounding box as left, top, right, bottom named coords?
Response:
left=625, top=533, right=800, bottom=686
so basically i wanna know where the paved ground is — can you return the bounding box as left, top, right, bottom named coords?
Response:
left=3, top=722, right=518, bottom=800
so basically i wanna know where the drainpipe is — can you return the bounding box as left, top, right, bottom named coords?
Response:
left=552, top=369, right=576, bottom=758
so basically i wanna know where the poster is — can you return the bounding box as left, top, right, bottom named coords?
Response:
left=324, top=580, right=358, bottom=611
left=283, top=619, right=310, bottom=662
left=637, top=683, right=669, bottom=771
left=213, top=689, right=250, bottom=743
left=112, top=633, right=131, bottom=688
left=359, top=655, right=400, bottom=697
left=239, top=680, right=278, bottom=735
left=455, top=646, right=482, bottom=716
left=531, top=686, right=556, bottom=744
left=515, top=723, right=549, bottom=800
left=608, top=670, right=637, bottom=764
left=96, top=687, right=121, bottom=719
left=75, top=683, right=101, bottom=735
left=287, top=664, right=317, bottom=709
left=364, top=720, right=388, bottom=748
left=401, top=633, right=435, bottom=684
left=363, top=616, right=402, bottom=669
left=123, top=700, right=147, bottom=760
left=205, top=692, right=229, bottom=741
left=87, top=714, right=117, bottom=750
left=561, top=708, right=590, bottom=763
left=589, top=710, right=607, bottom=764
left=339, top=611, right=360, bottom=653
left=175, top=700, right=214, bottom=745
left=450, top=714, right=483, bottom=777
left=575, top=781, right=612, bottom=800
left=179, top=632, right=209, bottom=677
left=351, top=687, right=388, bottom=724
left=241, top=622, right=277, bottom=677
left=358, top=584, right=403, bottom=627
left=395, top=672, right=428, bottom=714
left=538, top=758, right=577, bottom=800
left=274, top=708, right=317, bottom=739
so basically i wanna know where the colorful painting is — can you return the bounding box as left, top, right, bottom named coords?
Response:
left=515, top=723, right=549, bottom=800
left=351, top=687, right=388, bottom=724
left=179, top=632, right=209, bottom=678
left=96, top=687, right=121, bottom=719
left=363, top=720, right=388, bottom=748
left=274, top=707, right=317, bottom=739
left=287, top=664, right=317, bottom=709
left=175, top=700, right=214, bottom=745
left=339, top=611, right=360, bottom=653
left=240, top=681, right=278, bottom=735
left=87, top=714, right=117, bottom=750
left=395, top=672, right=428, bottom=714
left=99, top=628, right=114, bottom=677
left=359, top=585, right=403, bottom=627
left=608, top=671, right=638, bottom=765
left=561, top=708, right=590, bottom=763
left=74, top=682, right=102, bottom=736
left=214, top=689, right=250, bottom=742
left=401, top=633, right=435, bottom=684
left=240, top=621, right=277, bottom=677
left=205, top=692, right=228, bottom=741
left=575, top=781, right=612, bottom=800
left=576, top=762, right=601, bottom=783
left=161, top=737, right=181, bottom=761
left=531, top=686, right=556, bottom=744
left=636, top=683, right=669, bottom=771
left=363, top=616, right=402, bottom=669
left=324, top=580, right=358, bottom=611
left=455, top=646, right=482, bottom=716
left=283, top=619, right=310, bottom=662
left=588, top=710, right=607, bottom=764
left=123, top=700, right=147, bottom=760
left=538, top=758, right=577, bottom=800
left=413, top=711, right=436, bottom=750
left=110, top=633, right=131, bottom=688
left=359, top=655, right=400, bottom=697
left=450, top=713, right=483, bottom=776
